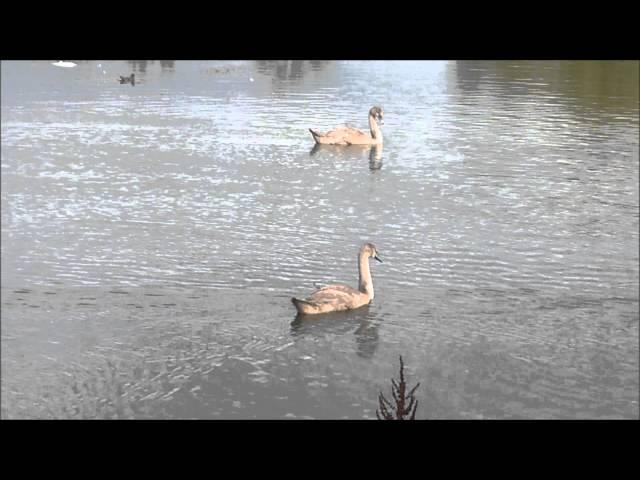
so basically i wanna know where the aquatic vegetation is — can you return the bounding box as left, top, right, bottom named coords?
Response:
left=376, top=356, right=420, bottom=420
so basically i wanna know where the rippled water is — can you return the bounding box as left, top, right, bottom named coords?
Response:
left=2, top=60, right=638, bottom=419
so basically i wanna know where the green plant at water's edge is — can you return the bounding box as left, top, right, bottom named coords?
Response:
left=376, top=355, right=420, bottom=420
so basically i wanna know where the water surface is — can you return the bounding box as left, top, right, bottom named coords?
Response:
left=1, top=60, right=638, bottom=419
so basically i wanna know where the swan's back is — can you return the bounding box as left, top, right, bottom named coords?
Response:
left=309, top=126, right=370, bottom=145
left=291, top=284, right=369, bottom=314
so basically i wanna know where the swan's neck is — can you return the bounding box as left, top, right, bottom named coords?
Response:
left=358, top=252, right=374, bottom=299
left=368, top=115, right=383, bottom=143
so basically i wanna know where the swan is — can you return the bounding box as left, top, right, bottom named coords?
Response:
left=291, top=243, right=383, bottom=315
left=309, top=106, right=384, bottom=146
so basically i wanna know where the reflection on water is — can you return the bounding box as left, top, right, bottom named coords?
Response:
left=354, top=320, right=380, bottom=359
left=291, top=307, right=380, bottom=360
left=1, top=60, right=638, bottom=419
left=309, top=144, right=384, bottom=172
left=290, top=308, right=369, bottom=336
left=309, top=143, right=383, bottom=172
left=369, top=145, right=383, bottom=171
left=127, top=60, right=176, bottom=73
left=256, top=60, right=330, bottom=82
left=453, top=60, right=639, bottom=118
left=308, top=142, right=382, bottom=162
left=128, top=60, right=148, bottom=73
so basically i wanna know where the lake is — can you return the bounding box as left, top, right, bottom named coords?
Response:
left=1, top=60, right=638, bottom=419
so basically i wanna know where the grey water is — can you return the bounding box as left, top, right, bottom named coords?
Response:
left=1, top=60, right=638, bottom=419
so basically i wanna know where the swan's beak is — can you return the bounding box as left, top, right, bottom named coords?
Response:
left=374, top=254, right=383, bottom=263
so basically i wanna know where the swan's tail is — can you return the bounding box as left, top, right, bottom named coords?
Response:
left=291, top=297, right=319, bottom=314
left=309, top=128, right=322, bottom=143
left=291, top=297, right=310, bottom=307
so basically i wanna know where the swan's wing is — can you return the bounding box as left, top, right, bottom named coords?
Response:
left=311, top=126, right=371, bottom=145
left=324, top=126, right=367, bottom=138
left=306, top=284, right=362, bottom=304
left=318, top=284, right=361, bottom=294
left=317, top=126, right=365, bottom=141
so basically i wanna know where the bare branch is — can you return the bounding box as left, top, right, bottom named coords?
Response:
left=408, top=382, right=421, bottom=398
left=375, top=355, right=421, bottom=420
left=409, top=399, right=418, bottom=420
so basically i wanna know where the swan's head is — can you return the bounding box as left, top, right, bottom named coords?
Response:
left=369, top=106, right=384, bottom=125
left=362, top=242, right=383, bottom=263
